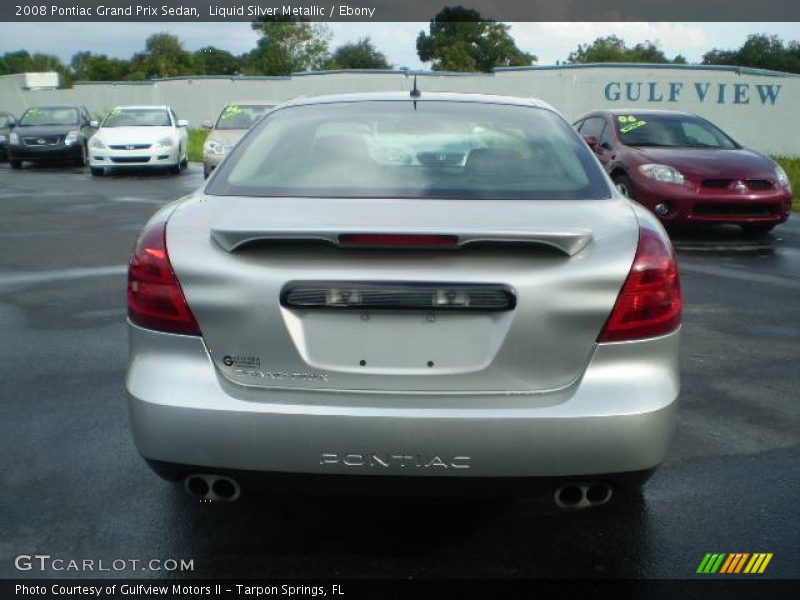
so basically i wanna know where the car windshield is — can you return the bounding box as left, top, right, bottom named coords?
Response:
left=102, top=108, right=172, bottom=127
left=208, top=101, right=611, bottom=200
left=215, top=104, right=273, bottom=130
left=614, top=113, right=739, bottom=149
left=19, top=107, right=79, bottom=127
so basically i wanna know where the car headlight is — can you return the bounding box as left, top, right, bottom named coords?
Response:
left=775, top=164, right=791, bottom=191
left=204, top=138, right=229, bottom=156
left=9, top=132, right=19, bottom=145
left=89, top=137, right=106, bottom=149
left=639, top=164, right=685, bottom=185
left=157, top=136, right=175, bottom=148
left=64, top=131, right=80, bottom=146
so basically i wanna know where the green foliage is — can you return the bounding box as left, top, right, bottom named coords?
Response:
left=566, top=35, right=685, bottom=64
left=71, top=51, right=131, bottom=81
left=193, top=46, right=241, bottom=76
left=703, top=34, right=800, bottom=74
left=129, top=33, right=194, bottom=79
left=773, top=156, right=800, bottom=211
left=0, top=50, right=72, bottom=86
left=328, top=37, right=391, bottom=69
left=243, top=18, right=331, bottom=76
left=187, top=129, right=209, bottom=162
left=416, top=6, right=535, bottom=72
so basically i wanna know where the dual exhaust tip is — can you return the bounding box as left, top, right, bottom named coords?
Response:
left=185, top=474, right=240, bottom=502
left=554, top=482, right=613, bottom=509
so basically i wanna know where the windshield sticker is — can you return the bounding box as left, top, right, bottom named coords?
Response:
left=618, top=115, right=647, bottom=134
left=108, top=107, right=122, bottom=118
left=221, top=105, right=243, bottom=120
left=27, top=108, right=43, bottom=116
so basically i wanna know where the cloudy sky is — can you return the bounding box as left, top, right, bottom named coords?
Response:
left=0, top=22, right=798, bottom=68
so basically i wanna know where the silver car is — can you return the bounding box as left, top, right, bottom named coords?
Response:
left=126, top=92, right=681, bottom=506
left=202, top=101, right=275, bottom=178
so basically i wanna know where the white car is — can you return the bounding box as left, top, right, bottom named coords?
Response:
left=88, top=106, right=188, bottom=176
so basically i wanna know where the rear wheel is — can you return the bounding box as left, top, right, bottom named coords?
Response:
left=613, top=173, right=635, bottom=200
left=9, top=159, right=22, bottom=170
left=741, top=223, right=776, bottom=235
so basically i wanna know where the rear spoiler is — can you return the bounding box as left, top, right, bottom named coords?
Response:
left=210, top=229, right=593, bottom=256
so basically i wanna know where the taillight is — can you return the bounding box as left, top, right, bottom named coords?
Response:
left=127, top=215, right=200, bottom=336
left=597, top=226, right=681, bottom=343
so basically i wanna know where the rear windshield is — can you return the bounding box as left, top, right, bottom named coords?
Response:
left=207, top=101, right=611, bottom=200
left=19, top=107, right=79, bottom=127
left=614, top=113, right=739, bottom=149
left=102, top=108, right=172, bottom=127
left=215, top=104, right=273, bottom=130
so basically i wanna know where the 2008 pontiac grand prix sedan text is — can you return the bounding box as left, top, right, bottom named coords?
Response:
left=125, top=92, right=681, bottom=506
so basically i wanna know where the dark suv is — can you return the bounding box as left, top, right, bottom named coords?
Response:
left=573, top=110, right=792, bottom=234
left=7, top=104, right=96, bottom=169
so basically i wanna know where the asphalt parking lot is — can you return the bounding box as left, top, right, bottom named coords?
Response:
left=0, top=162, right=798, bottom=580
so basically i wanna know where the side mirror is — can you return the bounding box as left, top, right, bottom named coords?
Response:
left=177, top=119, right=189, bottom=128
left=90, top=120, right=99, bottom=128
left=583, top=135, right=598, bottom=151
left=8, top=120, right=15, bottom=129
left=202, top=120, right=213, bottom=130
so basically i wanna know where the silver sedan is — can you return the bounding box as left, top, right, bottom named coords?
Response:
left=126, top=92, right=681, bottom=506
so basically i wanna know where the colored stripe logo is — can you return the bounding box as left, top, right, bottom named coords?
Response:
left=696, top=553, right=773, bottom=574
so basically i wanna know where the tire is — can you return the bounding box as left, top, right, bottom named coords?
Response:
left=180, top=155, right=188, bottom=170
left=613, top=173, right=635, bottom=200
left=741, top=223, right=776, bottom=235
left=170, top=162, right=181, bottom=175
left=9, top=159, right=22, bottom=170
left=90, top=167, right=105, bottom=177
left=203, top=164, right=211, bottom=179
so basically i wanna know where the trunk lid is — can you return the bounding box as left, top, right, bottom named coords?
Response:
left=167, top=195, right=638, bottom=394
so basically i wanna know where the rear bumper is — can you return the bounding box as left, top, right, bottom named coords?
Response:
left=127, top=324, right=680, bottom=480
left=631, top=176, right=792, bottom=225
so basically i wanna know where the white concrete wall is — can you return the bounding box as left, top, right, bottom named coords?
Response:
left=2, top=64, right=798, bottom=155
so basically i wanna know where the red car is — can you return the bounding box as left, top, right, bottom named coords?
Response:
left=573, top=110, right=792, bottom=234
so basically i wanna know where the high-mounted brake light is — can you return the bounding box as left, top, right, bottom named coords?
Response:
left=127, top=215, right=201, bottom=336
left=338, top=233, right=459, bottom=248
left=597, top=226, right=681, bottom=342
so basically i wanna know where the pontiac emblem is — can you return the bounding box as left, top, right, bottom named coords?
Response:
left=734, top=181, right=748, bottom=193
left=37, top=139, right=46, bottom=145
left=126, top=145, right=135, bottom=150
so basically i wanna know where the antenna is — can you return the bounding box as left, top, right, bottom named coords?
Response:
left=410, top=75, right=421, bottom=99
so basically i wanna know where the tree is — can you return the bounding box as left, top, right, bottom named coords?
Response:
left=71, top=51, right=130, bottom=81
left=193, top=46, right=240, bottom=75
left=244, top=17, right=331, bottom=76
left=416, top=7, right=535, bottom=72
left=702, top=34, right=800, bottom=74
left=130, top=33, right=194, bottom=79
left=328, top=37, right=391, bottom=69
left=566, top=35, right=684, bottom=64
left=0, top=50, right=72, bottom=85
